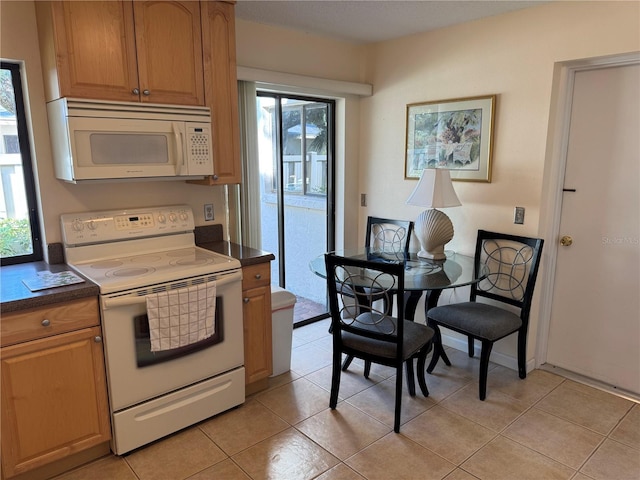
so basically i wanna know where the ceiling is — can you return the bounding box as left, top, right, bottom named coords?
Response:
left=234, top=0, right=550, bottom=45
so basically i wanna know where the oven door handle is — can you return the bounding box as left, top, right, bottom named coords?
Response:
left=102, top=270, right=242, bottom=310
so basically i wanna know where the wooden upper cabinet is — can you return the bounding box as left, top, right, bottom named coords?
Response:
left=132, top=1, right=204, bottom=105
left=36, top=1, right=205, bottom=106
left=36, top=1, right=139, bottom=102
left=190, top=0, right=241, bottom=184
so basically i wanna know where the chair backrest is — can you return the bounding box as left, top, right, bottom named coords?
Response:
left=325, top=253, right=406, bottom=349
left=365, top=217, right=414, bottom=254
left=471, top=230, right=544, bottom=321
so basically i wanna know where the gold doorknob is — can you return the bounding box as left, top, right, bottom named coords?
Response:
left=560, top=235, right=573, bottom=246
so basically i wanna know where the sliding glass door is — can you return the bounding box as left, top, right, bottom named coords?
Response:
left=256, top=92, right=334, bottom=326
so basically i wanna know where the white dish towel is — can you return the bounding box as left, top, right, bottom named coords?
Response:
left=146, top=282, right=216, bottom=352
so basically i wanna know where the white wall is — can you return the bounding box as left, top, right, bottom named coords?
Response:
left=235, top=1, right=639, bottom=369
left=359, top=1, right=639, bottom=364
left=1, top=1, right=228, bottom=260
left=235, top=19, right=367, bottom=84
left=361, top=1, right=640, bottom=254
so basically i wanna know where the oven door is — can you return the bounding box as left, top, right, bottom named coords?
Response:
left=100, top=270, right=243, bottom=412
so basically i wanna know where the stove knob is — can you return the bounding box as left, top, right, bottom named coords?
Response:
left=157, top=214, right=166, bottom=224
left=87, top=220, right=97, bottom=230
left=72, top=219, right=84, bottom=232
left=179, top=211, right=189, bottom=221
left=168, top=213, right=177, bottom=223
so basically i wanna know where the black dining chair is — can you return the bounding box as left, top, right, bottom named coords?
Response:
left=426, top=230, right=544, bottom=400
left=325, top=252, right=434, bottom=432
left=366, top=216, right=414, bottom=255
left=339, top=217, right=414, bottom=373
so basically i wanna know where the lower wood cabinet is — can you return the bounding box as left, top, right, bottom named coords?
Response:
left=0, top=298, right=110, bottom=479
left=242, top=263, right=272, bottom=390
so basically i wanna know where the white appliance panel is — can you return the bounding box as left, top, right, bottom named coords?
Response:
left=48, top=98, right=212, bottom=183
left=101, top=271, right=244, bottom=411
left=111, top=368, right=245, bottom=455
left=61, top=205, right=245, bottom=455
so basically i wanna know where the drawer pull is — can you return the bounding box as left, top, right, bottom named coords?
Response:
left=143, top=89, right=151, bottom=96
left=132, top=88, right=140, bottom=95
left=243, top=298, right=250, bottom=304
left=41, top=319, right=51, bottom=327
left=254, top=274, right=262, bottom=280
left=94, top=336, right=102, bottom=343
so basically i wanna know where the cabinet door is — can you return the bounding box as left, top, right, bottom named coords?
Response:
left=42, top=1, right=139, bottom=102
left=1, top=327, right=111, bottom=478
left=133, top=1, right=205, bottom=105
left=199, top=0, right=241, bottom=184
left=242, top=286, right=273, bottom=384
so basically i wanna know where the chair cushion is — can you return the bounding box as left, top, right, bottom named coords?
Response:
left=427, top=302, right=522, bottom=341
left=341, top=314, right=434, bottom=360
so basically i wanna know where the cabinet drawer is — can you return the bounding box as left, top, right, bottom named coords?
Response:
left=1, top=297, right=99, bottom=347
left=242, top=263, right=270, bottom=290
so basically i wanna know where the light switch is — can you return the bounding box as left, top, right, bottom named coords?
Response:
left=514, top=206, right=525, bottom=224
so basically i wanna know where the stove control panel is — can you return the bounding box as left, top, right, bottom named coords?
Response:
left=61, top=205, right=195, bottom=246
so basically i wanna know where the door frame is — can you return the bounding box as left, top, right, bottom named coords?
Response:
left=255, top=91, right=336, bottom=290
left=536, top=51, right=640, bottom=369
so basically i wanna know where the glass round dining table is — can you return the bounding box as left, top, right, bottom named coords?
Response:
left=309, top=247, right=485, bottom=320
left=309, top=247, right=487, bottom=370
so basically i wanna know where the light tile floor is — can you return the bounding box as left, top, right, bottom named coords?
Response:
left=56, top=319, right=640, bottom=480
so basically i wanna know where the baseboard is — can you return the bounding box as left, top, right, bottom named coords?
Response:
left=539, top=364, right=640, bottom=403
left=440, top=334, right=536, bottom=373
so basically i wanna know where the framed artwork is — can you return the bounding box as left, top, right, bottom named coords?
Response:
left=405, top=95, right=496, bottom=182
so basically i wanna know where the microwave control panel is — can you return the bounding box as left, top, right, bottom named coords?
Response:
left=186, top=123, right=212, bottom=175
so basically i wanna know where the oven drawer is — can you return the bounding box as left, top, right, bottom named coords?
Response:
left=242, top=263, right=270, bottom=291
left=1, top=297, right=100, bottom=347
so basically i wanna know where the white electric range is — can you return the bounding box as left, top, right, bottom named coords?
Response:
left=61, top=205, right=245, bottom=455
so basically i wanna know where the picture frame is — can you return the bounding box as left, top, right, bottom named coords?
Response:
left=405, top=95, right=496, bottom=182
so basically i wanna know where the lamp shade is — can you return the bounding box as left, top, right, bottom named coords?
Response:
left=406, top=168, right=461, bottom=260
left=406, top=168, right=461, bottom=208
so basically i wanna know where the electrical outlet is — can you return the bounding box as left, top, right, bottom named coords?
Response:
left=514, top=206, right=525, bottom=224
left=204, top=204, right=214, bottom=221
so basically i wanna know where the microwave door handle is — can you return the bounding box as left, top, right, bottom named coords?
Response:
left=173, top=122, right=185, bottom=175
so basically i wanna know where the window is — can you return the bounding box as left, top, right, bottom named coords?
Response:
left=258, top=96, right=330, bottom=197
left=1, top=62, right=42, bottom=265
left=3, top=135, right=19, bottom=154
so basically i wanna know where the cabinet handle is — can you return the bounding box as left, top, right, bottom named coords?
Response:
left=143, top=89, right=151, bottom=96
left=254, top=274, right=262, bottom=280
left=132, top=88, right=140, bottom=95
left=41, top=319, right=50, bottom=327
left=94, top=336, right=102, bottom=343
left=243, top=298, right=250, bottom=304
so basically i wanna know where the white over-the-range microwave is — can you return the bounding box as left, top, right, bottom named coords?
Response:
left=47, top=98, right=213, bottom=183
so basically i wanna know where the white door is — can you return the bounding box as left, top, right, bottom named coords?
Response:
left=546, top=63, right=640, bottom=395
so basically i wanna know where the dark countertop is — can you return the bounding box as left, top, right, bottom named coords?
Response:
left=197, top=240, right=275, bottom=267
left=1, top=262, right=99, bottom=313
left=194, top=224, right=274, bottom=266
left=1, top=233, right=272, bottom=314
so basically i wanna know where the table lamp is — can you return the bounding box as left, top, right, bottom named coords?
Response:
left=406, top=168, right=461, bottom=260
